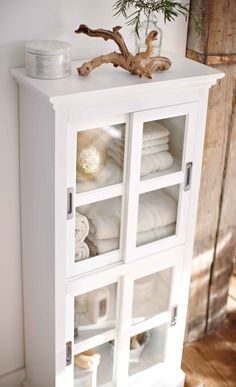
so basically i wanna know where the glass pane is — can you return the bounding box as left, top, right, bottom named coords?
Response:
left=136, top=186, right=179, bottom=247
left=76, top=124, right=125, bottom=193
left=74, top=284, right=117, bottom=343
left=74, top=342, right=114, bottom=386
left=132, top=268, right=172, bottom=324
left=140, top=116, right=186, bottom=180
left=129, top=324, right=167, bottom=376
left=75, top=196, right=122, bottom=262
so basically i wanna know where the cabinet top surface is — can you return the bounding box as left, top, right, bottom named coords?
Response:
left=12, top=53, right=224, bottom=102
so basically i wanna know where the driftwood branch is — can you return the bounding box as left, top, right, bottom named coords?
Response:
left=75, top=25, right=171, bottom=79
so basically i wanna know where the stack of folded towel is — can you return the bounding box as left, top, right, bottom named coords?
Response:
left=79, top=190, right=177, bottom=255
left=108, top=121, right=174, bottom=177
left=75, top=211, right=90, bottom=261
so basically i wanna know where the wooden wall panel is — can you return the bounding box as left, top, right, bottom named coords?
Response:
left=186, top=0, right=236, bottom=341
left=185, top=67, right=229, bottom=340
left=207, top=65, right=236, bottom=333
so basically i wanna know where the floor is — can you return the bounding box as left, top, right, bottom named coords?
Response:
left=182, top=273, right=236, bottom=387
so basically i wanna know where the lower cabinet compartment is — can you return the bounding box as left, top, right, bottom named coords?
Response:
left=68, top=246, right=185, bottom=387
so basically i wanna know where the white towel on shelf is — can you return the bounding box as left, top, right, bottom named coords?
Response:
left=114, top=135, right=169, bottom=149
left=80, top=190, right=177, bottom=243
left=142, top=121, right=170, bottom=141
left=75, top=211, right=89, bottom=243
left=86, top=239, right=98, bottom=257
left=86, top=223, right=176, bottom=254
left=140, top=152, right=174, bottom=176
left=136, top=222, right=176, bottom=246
left=87, top=235, right=118, bottom=254
left=109, top=142, right=169, bottom=158
left=75, top=242, right=90, bottom=261
left=120, top=121, right=169, bottom=142
left=80, top=196, right=121, bottom=240
left=110, top=150, right=173, bottom=177
left=138, top=190, right=177, bottom=233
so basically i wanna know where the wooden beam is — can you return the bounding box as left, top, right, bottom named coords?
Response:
left=186, top=0, right=236, bottom=340
left=186, top=50, right=236, bottom=65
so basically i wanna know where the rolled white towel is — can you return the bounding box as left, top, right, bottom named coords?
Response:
left=75, top=242, right=90, bottom=261
left=75, top=211, right=89, bottom=243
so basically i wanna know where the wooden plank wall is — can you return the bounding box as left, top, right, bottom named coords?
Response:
left=185, top=0, right=236, bottom=341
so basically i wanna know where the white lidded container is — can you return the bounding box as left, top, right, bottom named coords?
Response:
left=25, top=40, right=71, bottom=79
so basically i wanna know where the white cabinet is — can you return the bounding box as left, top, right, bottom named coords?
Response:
left=12, top=54, right=223, bottom=387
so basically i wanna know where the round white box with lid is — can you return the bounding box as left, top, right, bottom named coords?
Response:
left=25, top=40, right=71, bottom=79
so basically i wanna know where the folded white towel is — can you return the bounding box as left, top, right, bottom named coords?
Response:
left=110, top=150, right=173, bottom=177
left=140, top=152, right=174, bottom=176
left=136, top=222, right=176, bottom=246
left=87, top=235, right=118, bottom=254
left=75, top=211, right=89, bottom=243
left=120, top=121, right=169, bottom=142
left=77, top=158, right=123, bottom=192
left=114, top=135, right=169, bottom=149
left=75, top=242, right=90, bottom=261
left=138, top=190, right=177, bottom=233
left=109, top=142, right=169, bottom=158
left=142, top=121, right=170, bottom=141
left=80, top=190, right=177, bottom=243
left=80, top=196, right=121, bottom=240
left=86, top=223, right=176, bottom=254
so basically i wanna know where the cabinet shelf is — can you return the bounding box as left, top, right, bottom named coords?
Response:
left=74, top=329, right=116, bottom=355
left=139, top=168, right=184, bottom=194
left=75, top=183, right=123, bottom=207
left=129, top=312, right=171, bottom=338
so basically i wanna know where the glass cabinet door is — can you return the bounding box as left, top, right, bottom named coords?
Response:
left=125, top=103, right=197, bottom=258
left=67, top=116, right=128, bottom=277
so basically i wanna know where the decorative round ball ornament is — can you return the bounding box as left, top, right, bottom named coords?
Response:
left=77, top=146, right=107, bottom=179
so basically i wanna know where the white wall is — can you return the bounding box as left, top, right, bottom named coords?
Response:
left=0, top=1, right=188, bottom=386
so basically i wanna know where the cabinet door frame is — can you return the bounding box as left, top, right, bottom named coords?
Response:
left=115, top=246, right=185, bottom=387
left=124, top=102, right=199, bottom=261
left=66, top=114, right=130, bottom=278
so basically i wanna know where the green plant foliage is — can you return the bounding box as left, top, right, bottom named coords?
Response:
left=113, top=0, right=201, bottom=37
